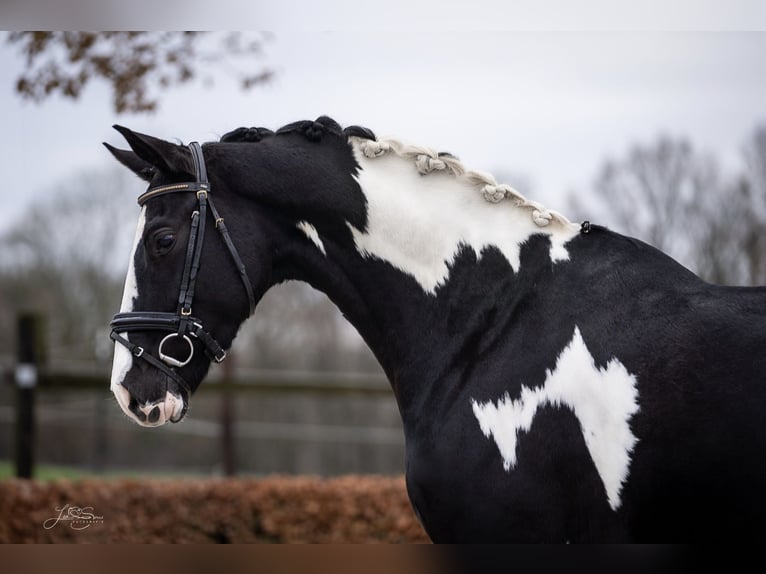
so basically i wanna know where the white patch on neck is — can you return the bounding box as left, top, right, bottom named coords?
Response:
left=296, top=221, right=326, bottom=255
left=110, top=206, right=146, bottom=396
left=347, top=141, right=579, bottom=294
left=471, top=327, right=639, bottom=511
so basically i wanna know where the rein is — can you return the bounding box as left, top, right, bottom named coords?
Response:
left=110, top=142, right=255, bottom=398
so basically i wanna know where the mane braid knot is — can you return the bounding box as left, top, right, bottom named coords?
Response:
left=481, top=184, right=508, bottom=203
left=360, top=140, right=391, bottom=158
left=415, top=154, right=447, bottom=175
left=220, top=126, right=274, bottom=143
left=532, top=209, right=553, bottom=227
left=304, top=121, right=325, bottom=142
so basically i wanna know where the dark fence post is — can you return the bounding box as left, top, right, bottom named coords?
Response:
left=15, top=313, right=44, bottom=479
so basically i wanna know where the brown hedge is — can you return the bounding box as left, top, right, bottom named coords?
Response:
left=0, top=475, right=430, bottom=543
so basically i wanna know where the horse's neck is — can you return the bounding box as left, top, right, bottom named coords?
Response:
left=271, top=140, right=581, bottom=414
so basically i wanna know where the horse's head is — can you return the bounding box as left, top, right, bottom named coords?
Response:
left=105, top=126, right=270, bottom=426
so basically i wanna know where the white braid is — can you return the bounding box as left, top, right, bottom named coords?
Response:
left=352, top=136, right=574, bottom=228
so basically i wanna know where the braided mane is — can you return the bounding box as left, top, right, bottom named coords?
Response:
left=221, top=115, right=373, bottom=143
left=220, top=116, right=575, bottom=229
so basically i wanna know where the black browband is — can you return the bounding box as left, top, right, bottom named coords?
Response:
left=110, top=142, right=255, bottom=400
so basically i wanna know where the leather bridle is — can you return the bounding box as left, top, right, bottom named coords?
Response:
left=110, top=142, right=255, bottom=400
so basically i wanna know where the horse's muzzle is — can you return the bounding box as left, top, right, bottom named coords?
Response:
left=112, top=384, right=186, bottom=427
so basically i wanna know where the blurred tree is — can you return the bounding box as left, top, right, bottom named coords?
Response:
left=0, top=168, right=138, bottom=360
left=232, top=281, right=380, bottom=373
left=578, top=132, right=766, bottom=286
left=7, top=32, right=273, bottom=113
left=739, top=125, right=766, bottom=285
left=592, top=136, right=718, bottom=269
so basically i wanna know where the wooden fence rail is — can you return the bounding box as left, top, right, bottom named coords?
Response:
left=2, top=313, right=396, bottom=478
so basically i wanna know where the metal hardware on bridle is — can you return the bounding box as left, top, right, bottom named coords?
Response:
left=109, top=141, right=256, bottom=395
left=158, top=333, right=194, bottom=368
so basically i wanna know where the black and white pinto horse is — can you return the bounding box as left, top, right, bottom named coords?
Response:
left=106, top=117, right=766, bottom=542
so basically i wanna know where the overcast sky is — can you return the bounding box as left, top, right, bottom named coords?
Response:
left=2, top=29, right=766, bottom=234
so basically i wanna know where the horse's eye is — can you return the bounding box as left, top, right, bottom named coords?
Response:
left=155, top=232, right=176, bottom=252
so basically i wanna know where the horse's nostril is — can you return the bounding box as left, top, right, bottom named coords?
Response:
left=147, top=405, right=161, bottom=423
left=117, top=390, right=182, bottom=426
left=128, top=398, right=150, bottom=422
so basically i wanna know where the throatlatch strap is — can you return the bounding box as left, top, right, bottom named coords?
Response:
left=208, top=195, right=256, bottom=315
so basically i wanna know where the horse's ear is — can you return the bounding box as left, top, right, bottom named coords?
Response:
left=103, top=142, right=155, bottom=181
left=111, top=125, right=190, bottom=176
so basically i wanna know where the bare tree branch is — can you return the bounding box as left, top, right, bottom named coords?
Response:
left=7, top=31, right=273, bottom=114
left=590, top=132, right=766, bottom=286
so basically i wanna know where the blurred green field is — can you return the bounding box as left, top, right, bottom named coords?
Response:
left=0, top=460, right=208, bottom=481
left=0, top=460, right=90, bottom=480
